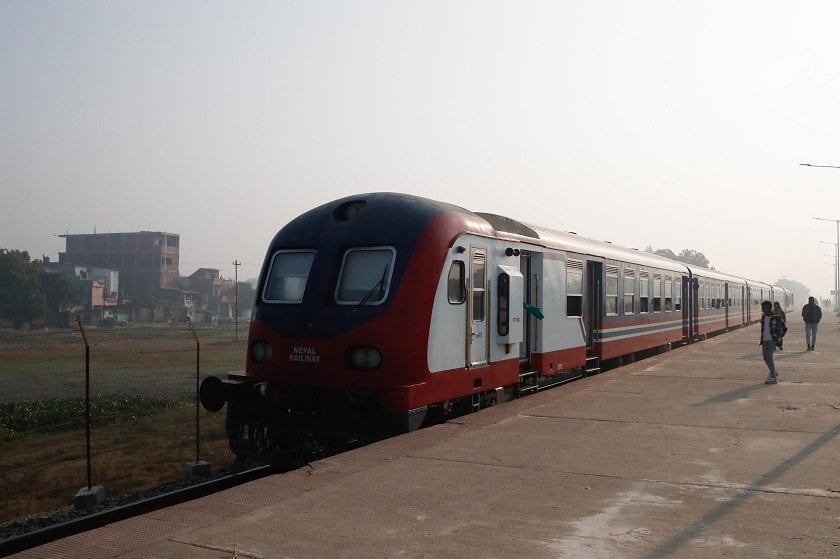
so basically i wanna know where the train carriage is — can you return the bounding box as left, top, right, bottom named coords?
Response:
left=685, top=267, right=753, bottom=339
left=746, top=279, right=771, bottom=323
left=516, top=227, right=689, bottom=366
left=770, top=285, right=794, bottom=314
left=200, top=193, right=791, bottom=461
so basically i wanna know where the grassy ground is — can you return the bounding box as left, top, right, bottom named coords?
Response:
left=0, top=324, right=246, bottom=523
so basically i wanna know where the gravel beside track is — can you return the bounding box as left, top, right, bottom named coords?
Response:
left=0, top=465, right=273, bottom=556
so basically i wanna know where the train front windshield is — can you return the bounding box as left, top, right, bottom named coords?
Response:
left=263, top=250, right=316, bottom=303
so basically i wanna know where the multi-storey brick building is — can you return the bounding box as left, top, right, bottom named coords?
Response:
left=59, top=231, right=179, bottom=301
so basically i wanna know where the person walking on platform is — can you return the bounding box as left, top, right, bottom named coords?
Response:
left=760, top=300, right=787, bottom=384
left=772, top=301, right=787, bottom=349
left=801, top=296, right=822, bottom=350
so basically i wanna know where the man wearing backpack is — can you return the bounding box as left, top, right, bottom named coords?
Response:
left=801, top=296, right=823, bottom=351
left=760, top=300, right=787, bottom=384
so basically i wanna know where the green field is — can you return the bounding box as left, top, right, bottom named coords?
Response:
left=0, top=324, right=247, bottom=523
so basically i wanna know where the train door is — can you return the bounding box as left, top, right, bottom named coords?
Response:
left=586, top=261, right=602, bottom=349
left=468, top=247, right=488, bottom=368
left=519, top=251, right=534, bottom=366
left=681, top=276, right=691, bottom=341
left=724, top=283, right=731, bottom=328
left=690, top=277, right=700, bottom=341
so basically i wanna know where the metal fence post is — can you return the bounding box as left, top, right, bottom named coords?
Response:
left=73, top=315, right=105, bottom=509
left=185, top=317, right=210, bottom=479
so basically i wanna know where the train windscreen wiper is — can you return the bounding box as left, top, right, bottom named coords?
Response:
left=358, top=265, right=389, bottom=306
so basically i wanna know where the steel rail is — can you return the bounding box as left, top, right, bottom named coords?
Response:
left=0, top=464, right=275, bottom=557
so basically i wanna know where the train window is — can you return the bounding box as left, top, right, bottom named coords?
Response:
left=605, top=265, right=619, bottom=316
left=624, top=268, right=635, bottom=314
left=497, top=272, right=510, bottom=336
left=664, top=275, right=673, bottom=311
left=471, top=250, right=486, bottom=322
left=653, top=274, right=662, bottom=313
left=447, top=261, right=466, bottom=304
left=263, top=250, right=316, bottom=303
left=674, top=278, right=682, bottom=311
left=639, top=271, right=649, bottom=313
left=335, top=247, right=396, bottom=305
left=566, top=260, right=583, bottom=317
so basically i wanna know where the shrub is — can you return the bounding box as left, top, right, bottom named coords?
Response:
left=0, top=395, right=179, bottom=440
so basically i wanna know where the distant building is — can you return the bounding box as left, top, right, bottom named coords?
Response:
left=43, top=262, right=121, bottom=323
left=178, top=268, right=235, bottom=321
left=59, top=231, right=179, bottom=300
left=56, top=231, right=238, bottom=324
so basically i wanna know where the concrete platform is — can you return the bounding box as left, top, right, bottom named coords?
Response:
left=12, top=321, right=840, bottom=558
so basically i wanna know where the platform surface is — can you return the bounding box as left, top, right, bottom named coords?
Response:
left=12, top=321, right=840, bottom=558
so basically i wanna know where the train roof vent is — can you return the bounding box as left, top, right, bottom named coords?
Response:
left=334, top=200, right=367, bottom=221
left=475, top=213, right=539, bottom=238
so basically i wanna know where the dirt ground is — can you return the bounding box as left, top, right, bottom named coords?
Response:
left=0, top=324, right=246, bottom=523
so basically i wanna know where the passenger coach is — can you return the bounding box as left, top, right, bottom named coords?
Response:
left=200, top=193, right=791, bottom=460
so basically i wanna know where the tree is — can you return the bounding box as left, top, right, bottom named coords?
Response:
left=653, top=248, right=677, bottom=260
left=647, top=247, right=711, bottom=268
left=0, top=249, right=47, bottom=328
left=235, top=281, right=256, bottom=318
left=675, top=249, right=711, bottom=269
left=41, top=270, right=83, bottom=326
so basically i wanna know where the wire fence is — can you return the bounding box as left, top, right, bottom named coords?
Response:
left=0, top=322, right=248, bottom=523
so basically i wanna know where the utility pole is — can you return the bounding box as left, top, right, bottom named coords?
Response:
left=232, top=260, right=241, bottom=340
left=800, top=164, right=840, bottom=313
left=814, top=219, right=840, bottom=314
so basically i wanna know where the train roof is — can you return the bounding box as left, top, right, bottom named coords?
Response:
left=283, top=193, right=781, bottom=289
left=473, top=210, right=687, bottom=273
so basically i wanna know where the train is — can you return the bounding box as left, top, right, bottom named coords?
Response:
left=200, top=192, right=793, bottom=462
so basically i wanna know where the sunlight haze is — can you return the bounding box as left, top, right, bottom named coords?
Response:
left=2, top=1, right=839, bottom=300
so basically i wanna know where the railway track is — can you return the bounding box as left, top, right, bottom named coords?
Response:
left=0, top=464, right=275, bottom=557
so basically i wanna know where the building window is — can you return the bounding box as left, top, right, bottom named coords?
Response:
left=567, top=259, right=583, bottom=317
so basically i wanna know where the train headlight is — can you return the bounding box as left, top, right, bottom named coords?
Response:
left=350, top=346, right=382, bottom=370
left=251, top=342, right=272, bottom=363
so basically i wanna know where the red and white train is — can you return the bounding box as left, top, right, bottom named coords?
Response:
left=200, top=193, right=793, bottom=460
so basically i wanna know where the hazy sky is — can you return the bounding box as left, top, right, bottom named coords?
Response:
left=2, top=1, right=839, bottom=298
